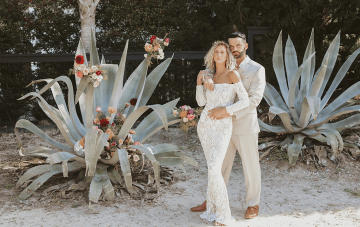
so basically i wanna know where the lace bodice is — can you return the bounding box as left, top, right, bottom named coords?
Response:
left=196, top=81, right=249, bottom=115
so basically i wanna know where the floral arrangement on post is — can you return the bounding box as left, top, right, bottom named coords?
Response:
left=72, top=55, right=107, bottom=87
left=173, top=105, right=203, bottom=134
left=144, top=35, right=170, bottom=66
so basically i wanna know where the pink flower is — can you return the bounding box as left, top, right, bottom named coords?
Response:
left=181, top=105, right=186, bottom=110
left=188, top=109, right=194, bottom=114
left=111, top=142, right=117, bottom=146
left=92, top=126, right=98, bottom=130
left=76, top=71, right=84, bottom=78
left=188, top=114, right=194, bottom=121
left=153, top=44, right=160, bottom=51
left=95, top=106, right=101, bottom=112
left=134, top=141, right=141, bottom=145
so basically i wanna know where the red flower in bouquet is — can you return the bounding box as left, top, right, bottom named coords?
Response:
left=100, top=119, right=109, bottom=127
left=75, top=55, right=85, bottom=64
left=96, top=70, right=101, bottom=75
left=130, top=98, right=137, bottom=106
left=150, top=35, right=157, bottom=44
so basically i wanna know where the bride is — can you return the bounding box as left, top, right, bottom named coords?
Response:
left=196, top=41, right=249, bottom=226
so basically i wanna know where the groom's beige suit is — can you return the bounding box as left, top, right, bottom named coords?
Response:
left=222, top=56, right=266, bottom=207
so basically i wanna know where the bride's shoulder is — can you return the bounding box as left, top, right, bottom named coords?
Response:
left=227, top=70, right=240, bottom=83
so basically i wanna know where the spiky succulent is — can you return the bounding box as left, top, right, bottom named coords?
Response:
left=14, top=31, right=198, bottom=202
left=259, top=29, right=360, bottom=165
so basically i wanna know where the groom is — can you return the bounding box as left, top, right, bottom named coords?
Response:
left=191, top=32, right=266, bottom=219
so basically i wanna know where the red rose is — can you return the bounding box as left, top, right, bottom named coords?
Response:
left=165, top=38, right=170, bottom=43
left=96, top=70, right=101, bottom=75
left=75, top=55, right=85, bottom=64
left=100, top=119, right=109, bottom=128
left=150, top=35, right=157, bottom=44
left=130, top=98, right=137, bottom=106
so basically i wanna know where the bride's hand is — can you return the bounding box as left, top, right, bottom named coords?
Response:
left=203, top=76, right=214, bottom=91
left=197, top=70, right=206, bottom=85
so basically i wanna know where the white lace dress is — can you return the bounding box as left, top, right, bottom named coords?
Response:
left=196, top=81, right=249, bottom=225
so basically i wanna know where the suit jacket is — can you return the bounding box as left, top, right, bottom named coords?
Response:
left=232, top=56, right=266, bottom=136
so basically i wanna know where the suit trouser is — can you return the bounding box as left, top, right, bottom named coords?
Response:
left=221, top=133, right=261, bottom=207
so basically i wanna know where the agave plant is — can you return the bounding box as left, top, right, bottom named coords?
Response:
left=260, top=29, right=360, bottom=165
left=14, top=31, right=198, bottom=202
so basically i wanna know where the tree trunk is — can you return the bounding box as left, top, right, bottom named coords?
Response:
left=78, top=0, right=100, bottom=53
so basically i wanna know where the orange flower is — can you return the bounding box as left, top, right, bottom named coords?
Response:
left=118, top=139, right=123, bottom=145
left=105, top=129, right=114, bottom=139
left=79, top=136, right=85, bottom=147
left=93, top=118, right=100, bottom=124
left=179, top=111, right=187, bottom=118
left=108, top=106, right=117, bottom=115
left=106, top=116, right=111, bottom=121
left=129, top=130, right=136, bottom=134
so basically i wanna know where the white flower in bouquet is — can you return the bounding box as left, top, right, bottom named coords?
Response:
left=97, top=75, right=103, bottom=82
left=122, top=114, right=126, bottom=118
left=95, top=106, right=101, bottom=112
left=173, top=110, right=179, bottom=116
left=129, top=138, right=134, bottom=143
left=133, top=155, right=140, bottom=162
left=183, top=117, right=188, bottom=122
left=144, top=54, right=148, bottom=58
left=91, top=65, right=98, bottom=71
left=93, top=81, right=100, bottom=87
left=105, top=142, right=109, bottom=147
left=83, top=68, right=89, bottom=75
left=78, top=64, right=86, bottom=71
left=127, top=154, right=131, bottom=159
left=184, top=105, right=189, bottom=111
left=91, top=73, right=97, bottom=79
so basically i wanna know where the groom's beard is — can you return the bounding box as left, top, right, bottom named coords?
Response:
left=232, top=49, right=246, bottom=59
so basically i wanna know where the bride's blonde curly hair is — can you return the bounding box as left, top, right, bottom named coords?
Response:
left=204, top=41, right=237, bottom=74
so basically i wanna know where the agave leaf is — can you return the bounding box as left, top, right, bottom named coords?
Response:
left=312, top=105, right=360, bottom=126
left=309, top=54, right=329, bottom=97
left=130, top=144, right=160, bottom=188
left=85, top=84, right=95, bottom=129
left=108, top=168, right=123, bottom=185
left=75, top=76, right=90, bottom=105
left=317, top=31, right=341, bottom=97
left=47, top=152, right=78, bottom=165
left=258, top=119, right=287, bottom=134
left=29, top=76, right=86, bottom=137
left=320, top=81, right=360, bottom=117
left=74, top=39, right=88, bottom=123
left=137, top=56, right=174, bottom=108
left=154, top=151, right=198, bottom=167
left=19, top=92, right=76, bottom=146
left=134, top=99, right=179, bottom=138
left=317, top=113, right=360, bottom=132
left=153, top=143, right=181, bottom=153
left=264, top=83, right=289, bottom=111
left=321, top=129, right=342, bottom=162
left=99, top=149, right=120, bottom=165
left=85, top=129, right=109, bottom=176
left=298, top=96, right=320, bottom=127
left=333, top=99, right=358, bottom=112
left=117, top=148, right=133, bottom=192
left=268, top=106, right=302, bottom=132
left=15, top=120, right=73, bottom=155
left=101, top=54, right=105, bottom=64
left=297, top=29, right=315, bottom=113
left=89, top=29, right=100, bottom=66
left=89, top=170, right=104, bottom=203
left=117, top=60, right=148, bottom=110
left=18, top=161, right=85, bottom=200
left=129, top=65, right=147, bottom=114
left=284, top=35, right=299, bottom=90
left=108, top=40, right=129, bottom=110
left=20, top=147, right=58, bottom=158
left=300, top=129, right=322, bottom=137
left=139, top=119, right=181, bottom=143
left=320, top=48, right=360, bottom=109
left=62, top=160, right=69, bottom=177
left=288, top=52, right=316, bottom=122
left=97, top=64, right=118, bottom=112
left=102, top=178, right=115, bottom=201
left=118, top=105, right=168, bottom=141
left=273, top=31, right=289, bottom=106
left=287, top=134, right=306, bottom=165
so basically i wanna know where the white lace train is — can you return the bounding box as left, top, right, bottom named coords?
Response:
left=196, top=82, right=249, bottom=225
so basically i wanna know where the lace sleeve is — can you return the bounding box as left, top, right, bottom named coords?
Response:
left=196, top=85, right=207, bottom=106
left=226, top=81, right=249, bottom=115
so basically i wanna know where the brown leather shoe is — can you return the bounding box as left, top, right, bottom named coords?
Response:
left=245, top=205, right=259, bottom=219
left=190, top=201, right=207, bottom=212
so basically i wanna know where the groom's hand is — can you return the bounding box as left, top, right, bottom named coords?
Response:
left=208, top=107, right=231, bottom=120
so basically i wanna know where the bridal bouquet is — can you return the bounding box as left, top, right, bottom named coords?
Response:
left=72, top=54, right=107, bottom=87
left=173, top=105, right=203, bottom=133
left=144, top=34, right=170, bottom=66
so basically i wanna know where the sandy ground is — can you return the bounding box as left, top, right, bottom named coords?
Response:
left=0, top=128, right=360, bottom=227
